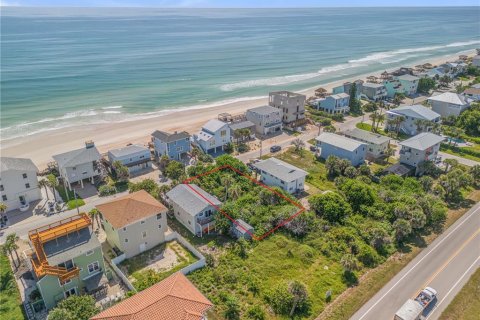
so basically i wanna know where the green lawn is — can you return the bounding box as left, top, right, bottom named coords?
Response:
left=355, top=122, right=409, bottom=140
left=56, top=186, right=85, bottom=210
left=0, top=249, right=25, bottom=320
left=440, top=143, right=480, bottom=162
left=439, top=267, right=480, bottom=320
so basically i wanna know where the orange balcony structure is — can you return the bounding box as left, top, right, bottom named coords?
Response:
left=28, top=213, right=92, bottom=284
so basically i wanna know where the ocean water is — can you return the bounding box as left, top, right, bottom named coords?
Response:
left=1, top=7, right=479, bottom=141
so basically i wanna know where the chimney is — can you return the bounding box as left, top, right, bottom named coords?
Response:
left=85, top=140, right=95, bottom=149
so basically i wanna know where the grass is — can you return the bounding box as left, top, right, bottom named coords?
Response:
left=440, top=143, right=480, bottom=162
left=56, top=186, right=85, bottom=210
left=0, top=249, right=25, bottom=320
left=355, top=122, right=410, bottom=140
left=439, top=268, right=480, bottom=320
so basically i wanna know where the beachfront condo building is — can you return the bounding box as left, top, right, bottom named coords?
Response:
left=27, top=213, right=106, bottom=310
left=399, top=132, right=444, bottom=175
left=245, top=105, right=283, bottom=136
left=268, top=91, right=306, bottom=128
left=151, top=130, right=191, bottom=161
left=193, top=119, right=231, bottom=154
left=0, top=157, right=42, bottom=212
left=107, top=144, right=152, bottom=174
left=315, top=132, right=367, bottom=166
left=385, top=105, right=441, bottom=136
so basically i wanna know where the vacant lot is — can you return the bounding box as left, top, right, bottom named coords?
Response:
left=0, top=249, right=24, bottom=320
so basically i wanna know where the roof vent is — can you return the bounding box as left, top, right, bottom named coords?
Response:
left=85, top=140, right=95, bottom=149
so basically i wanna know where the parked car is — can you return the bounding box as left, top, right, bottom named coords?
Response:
left=270, top=145, right=281, bottom=153
left=309, top=145, right=317, bottom=152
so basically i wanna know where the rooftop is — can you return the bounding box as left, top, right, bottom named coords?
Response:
left=229, top=120, right=255, bottom=131
left=109, top=144, right=150, bottom=158
left=254, top=157, right=307, bottom=182
left=399, top=132, right=445, bottom=151
left=234, top=219, right=254, bottom=234
left=464, top=87, right=480, bottom=95
left=53, top=143, right=101, bottom=168
left=152, top=130, right=190, bottom=143
left=330, top=93, right=349, bottom=99
left=91, top=272, right=213, bottom=320
left=397, top=74, right=420, bottom=81
left=202, top=119, right=227, bottom=133
left=344, top=128, right=390, bottom=145
left=0, top=157, right=38, bottom=173
left=96, top=190, right=168, bottom=229
left=388, top=105, right=440, bottom=121
left=166, top=184, right=221, bottom=216
left=362, top=82, right=385, bottom=88
left=316, top=132, right=366, bottom=152
left=269, top=91, right=306, bottom=98
left=428, top=92, right=468, bottom=105
left=247, top=105, right=280, bottom=115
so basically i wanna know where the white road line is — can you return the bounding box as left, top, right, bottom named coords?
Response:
left=426, top=255, right=480, bottom=319
left=356, top=204, right=480, bottom=320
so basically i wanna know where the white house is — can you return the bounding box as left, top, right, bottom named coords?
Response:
left=193, top=119, right=231, bottom=154
left=253, top=157, right=307, bottom=194
left=245, top=105, right=283, bottom=135
left=343, top=128, right=390, bottom=160
left=385, top=105, right=441, bottom=136
left=428, top=92, right=470, bottom=117
left=96, top=190, right=168, bottom=258
left=0, top=157, right=42, bottom=212
left=315, top=133, right=367, bottom=166
left=166, top=184, right=221, bottom=237
left=107, top=144, right=151, bottom=174
left=399, top=132, right=445, bottom=175
left=52, top=141, right=102, bottom=190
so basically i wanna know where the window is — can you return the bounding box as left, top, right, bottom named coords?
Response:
left=140, top=220, right=145, bottom=224
left=22, top=173, right=27, bottom=179
left=85, top=250, right=94, bottom=256
left=125, top=238, right=128, bottom=243
left=220, top=130, right=226, bottom=137
left=156, top=213, right=162, bottom=220
left=123, top=227, right=127, bottom=231
left=188, top=221, right=191, bottom=225
left=1, top=195, right=5, bottom=201
left=158, top=224, right=162, bottom=229
left=142, top=231, right=147, bottom=238
left=87, top=261, right=100, bottom=274
left=25, top=183, right=30, bottom=189
left=72, top=167, right=76, bottom=171
left=64, top=287, right=77, bottom=298
left=176, top=146, right=183, bottom=151
left=0, top=185, right=3, bottom=191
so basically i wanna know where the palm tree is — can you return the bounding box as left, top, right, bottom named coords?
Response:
left=158, top=184, right=171, bottom=203
left=340, top=253, right=359, bottom=273
left=414, top=119, right=426, bottom=133
left=375, top=112, right=385, bottom=132
left=229, top=184, right=242, bottom=200
left=5, top=233, right=20, bottom=267
left=0, top=202, right=7, bottom=220
left=88, top=208, right=101, bottom=229
left=394, top=116, right=406, bottom=138
left=220, top=175, right=234, bottom=200
left=38, top=179, right=50, bottom=200
left=2, top=243, right=15, bottom=268
left=443, top=158, right=459, bottom=173
left=369, top=112, right=378, bottom=132
left=47, top=174, right=59, bottom=202
left=291, top=138, right=305, bottom=153
left=288, top=280, right=308, bottom=317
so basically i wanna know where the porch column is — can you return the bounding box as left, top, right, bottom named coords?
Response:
left=80, top=179, right=84, bottom=189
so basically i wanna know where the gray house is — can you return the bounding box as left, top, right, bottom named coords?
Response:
left=0, top=157, right=42, bottom=212
left=232, top=219, right=254, bottom=240
left=361, top=82, right=388, bottom=101
left=152, top=130, right=191, bottom=161
left=268, top=91, right=306, bottom=128
left=427, top=92, right=470, bottom=117
left=343, top=128, right=390, bottom=160
left=107, top=144, right=151, bottom=174
left=385, top=105, right=441, bottom=136
left=399, top=132, right=445, bottom=175
left=52, top=141, right=102, bottom=190
left=166, top=184, right=221, bottom=237
left=253, top=157, right=307, bottom=194
left=316, top=132, right=367, bottom=166
left=246, top=105, right=283, bottom=136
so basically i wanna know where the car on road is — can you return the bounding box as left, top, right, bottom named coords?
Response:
left=270, top=145, right=281, bottom=153
left=394, top=287, right=437, bottom=320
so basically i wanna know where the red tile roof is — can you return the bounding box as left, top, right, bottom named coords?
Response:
left=96, top=190, right=167, bottom=229
left=91, top=272, right=212, bottom=320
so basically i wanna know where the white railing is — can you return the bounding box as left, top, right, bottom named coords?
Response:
left=109, top=253, right=136, bottom=292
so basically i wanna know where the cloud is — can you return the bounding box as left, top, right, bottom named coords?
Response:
left=0, top=0, right=21, bottom=6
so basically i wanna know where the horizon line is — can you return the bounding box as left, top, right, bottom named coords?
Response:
left=2, top=5, right=480, bottom=8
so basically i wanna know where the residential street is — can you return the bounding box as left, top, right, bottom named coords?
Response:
left=351, top=202, right=480, bottom=320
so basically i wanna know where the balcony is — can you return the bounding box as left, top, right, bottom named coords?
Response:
left=197, top=215, right=215, bottom=225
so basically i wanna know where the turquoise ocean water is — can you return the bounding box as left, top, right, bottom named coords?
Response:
left=1, top=7, right=479, bottom=140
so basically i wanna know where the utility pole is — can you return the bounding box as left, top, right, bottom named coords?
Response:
left=74, top=190, right=80, bottom=214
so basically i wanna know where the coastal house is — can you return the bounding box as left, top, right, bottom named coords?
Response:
left=463, top=87, right=480, bottom=101
left=107, top=144, right=151, bottom=174
left=166, top=184, right=221, bottom=237
left=27, top=213, right=106, bottom=309
left=96, top=190, right=168, bottom=258
left=399, top=132, right=445, bottom=175
left=385, top=105, right=441, bottom=136
left=229, top=120, right=256, bottom=142
left=253, top=157, right=307, bottom=194
left=268, top=91, right=307, bottom=128
left=91, top=272, right=213, bottom=320
left=427, top=92, right=470, bottom=117
left=193, top=119, right=231, bottom=154
left=52, top=141, right=102, bottom=190
left=315, top=132, right=367, bottom=166
left=152, top=130, right=191, bottom=161
left=473, top=55, right=480, bottom=67
left=332, top=80, right=363, bottom=99
left=343, top=128, right=390, bottom=160
left=245, top=105, right=283, bottom=135
left=232, top=219, right=254, bottom=240
left=0, top=157, right=42, bottom=212
left=392, top=74, right=419, bottom=97
left=313, top=93, right=350, bottom=114
left=438, top=62, right=467, bottom=77
left=361, top=82, right=388, bottom=101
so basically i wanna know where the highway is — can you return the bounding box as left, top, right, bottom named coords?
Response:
left=351, top=201, right=480, bottom=320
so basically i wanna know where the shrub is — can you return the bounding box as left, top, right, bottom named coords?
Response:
left=246, top=305, right=266, bottom=320
left=237, top=143, right=250, bottom=153
left=98, top=184, right=116, bottom=197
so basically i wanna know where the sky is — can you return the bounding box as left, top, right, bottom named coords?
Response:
left=1, top=0, right=478, bottom=7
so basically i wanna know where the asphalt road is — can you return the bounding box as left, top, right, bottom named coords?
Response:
left=351, top=201, right=480, bottom=320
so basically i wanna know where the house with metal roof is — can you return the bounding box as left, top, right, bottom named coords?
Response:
left=385, top=105, right=441, bottom=136
left=27, top=214, right=106, bottom=309
left=193, top=119, right=231, bottom=154
left=361, top=82, right=388, bottom=101
left=343, top=128, right=390, bottom=160
left=166, top=184, right=222, bottom=237
left=151, top=130, right=191, bottom=161
left=315, top=132, right=367, bottom=166
left=463, top=87, right=480, bottom=101
left=428, top=92, right=471, bottom=117
left=107, top=144, right=151, bottom=174
left=96, top=190, right=168, bottom=258
left=245, top=105, right=283, bottom=135
left=399, top=132, right=445, bottom=175
left=313, top=93, right=350, bottom=114
left=52, top=141, right=102, bottom=190
left=91, top=272, right=213, bottom=320
left=0, top=157, right=42, bottom=212
left=253, top=157, right=308, bottom=194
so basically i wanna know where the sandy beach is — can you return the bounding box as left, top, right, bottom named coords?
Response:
left=0, top=51, right=472, bottom=169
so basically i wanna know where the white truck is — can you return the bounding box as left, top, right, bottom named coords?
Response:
left=394, top=287, right=437, bottom=320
